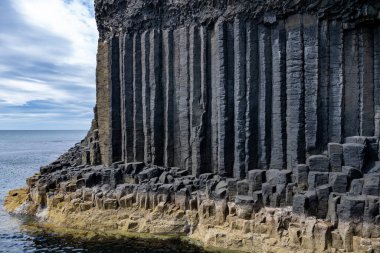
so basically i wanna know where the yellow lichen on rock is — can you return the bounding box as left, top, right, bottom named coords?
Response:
left=3, top=188, right=29, bottom=213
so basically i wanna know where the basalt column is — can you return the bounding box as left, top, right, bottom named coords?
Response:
left=108, top=36, right=122, bottom=164
left=286, top=15, right=305, bottom=168
left=120, top=33, right=134, bottom=163
left=95, top=5, right=380, bottom=179
left=375, top=27, right=380, bottom=138
left=270, top=21, right=286, bottom=170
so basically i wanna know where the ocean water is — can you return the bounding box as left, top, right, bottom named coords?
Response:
left=0, top=130, right=208, bottom=253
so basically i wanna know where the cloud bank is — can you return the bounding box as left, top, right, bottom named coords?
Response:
left=0, top=0, right=98, bottom=130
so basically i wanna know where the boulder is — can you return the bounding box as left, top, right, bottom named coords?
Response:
left=137, top=166, right=164, bottom=182
left=308, top=172, right=329, bottom=190
left=349, top=179, right=364, bottom=196
left=342, top=166, right=362, bottom=182
left=124, top=162, right=145, bottom=175
left=362, top=174, right=380, bottom=196
left=235, top=195, right=254, bottom=219
left=247, top=169, right=265, bottom=193
left=329, top=173, right=348, bottom=193
left=237, top=179, right=249, bottom=195
left=343, top=143, right=366, bottom=171
left=316, top=185, right=331, bottom=219
left=308, top=155, right=330, bottom=172
left=337, top=195, right=365, bottom=222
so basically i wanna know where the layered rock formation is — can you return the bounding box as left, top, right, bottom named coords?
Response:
left=6, top=0, right=380, bottom=252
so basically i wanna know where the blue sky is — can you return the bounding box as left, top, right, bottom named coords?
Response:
left=0, top=0, right=98, bottom=130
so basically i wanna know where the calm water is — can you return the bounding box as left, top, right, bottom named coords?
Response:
left=0, top=130, right=208, bottom=253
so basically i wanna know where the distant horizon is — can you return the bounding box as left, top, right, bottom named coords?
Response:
left=0, top=129, right=87, bottom=131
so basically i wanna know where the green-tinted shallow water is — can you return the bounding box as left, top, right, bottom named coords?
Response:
left=0, top=130, right=212, bottom=253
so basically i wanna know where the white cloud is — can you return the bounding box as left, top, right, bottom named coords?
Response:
left=0, top=78, right=72, bottom=105
left=0, top=0, right=98, bottom=129
left=12, top=0, right=98, bottom=67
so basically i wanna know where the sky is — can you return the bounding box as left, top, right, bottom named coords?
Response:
left=0, top=0, right=98, bottom=130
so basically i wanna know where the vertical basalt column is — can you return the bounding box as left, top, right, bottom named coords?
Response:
left=200, top=26, right=212, bottom=173
left=317, top=20, right=330, bottom=149
left=173, top=29, right=182, bottom=168
left=210, top=24, right=219, bottom=174
left=96, top=41, right=110, bottom=165
left=328, top=20, right=343, bottom=143
left=133, top=33, right=144, bottom=162
left=233, top=18, right=246, bottom=179
left=245, top=22, right=259, bottom=172
left=120, top=33, right=134, bottom=162
left=216, top=21, right=234, bottom=177
left=141, top=31, right=152, bottom=164
left=303, top=15, right=319, bottom=153
left=178, top=27, right=192, bottom=171
left=225, top=22, right=235, bottom=177
left=108, top=35, right=122, bottom=164
left=149, top=30, right=164, bottom=166
left=375, top=27, right=380, bottom=138
left=358, top=27, right=374, bottom=136
left=270, top=21, right=287, bottom=170
left=189, top=26, right=204, bottom=176
left=286, top=15, right=305, bottom=169
left=343, top=29, right=360, bottom=137
left=258, top=24, right=272, bottom=170
left=162, top=30, right=174, bottom=167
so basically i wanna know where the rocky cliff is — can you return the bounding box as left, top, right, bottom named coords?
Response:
left=5, top=0, right=380, bottom=252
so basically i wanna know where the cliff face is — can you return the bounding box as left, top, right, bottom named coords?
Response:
left=6, top=1, right=380, bottom=252
left=93, top=0, right=380, bottom=174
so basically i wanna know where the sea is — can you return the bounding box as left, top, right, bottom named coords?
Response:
left=0, top=130, right=209, bottom=253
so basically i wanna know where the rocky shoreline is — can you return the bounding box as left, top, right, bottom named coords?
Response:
left=4, top=132, right=380, bottom=252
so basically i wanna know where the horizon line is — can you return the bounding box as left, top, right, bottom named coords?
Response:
left=0, top=129, right=88, bottom=131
